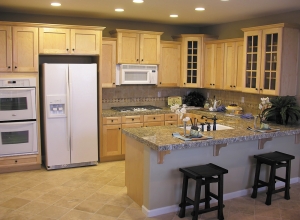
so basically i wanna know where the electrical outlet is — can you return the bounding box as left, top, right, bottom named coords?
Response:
left=158, top=91, right=161, bottom=97
left=207, top=92, right=210, bottom=98
left=186, top=90, right=190, bottom=95
left=241, top=97, right=244, bottom=103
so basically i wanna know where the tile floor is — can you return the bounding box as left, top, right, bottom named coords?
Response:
left=0, top=161, right=300, bottom=220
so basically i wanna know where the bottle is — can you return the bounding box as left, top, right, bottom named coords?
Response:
left=204, top=98, right=210, bottom=109
left=206, top=123, right=211, bottom=131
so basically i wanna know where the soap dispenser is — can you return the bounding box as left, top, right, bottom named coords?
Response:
left=204, top=98, right=210, bottom=110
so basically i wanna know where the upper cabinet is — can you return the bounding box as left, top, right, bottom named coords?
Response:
left=242, top=23, right=299, bottom=96
left=110, top=29, right=163, bottom=64
left=158, top=41, right=181, bottom=87
left=39, top=27, right=102, bottom=55
left=204, top=42, right=224, bottom=90
left=173, top=34, right=216, bottom=88
left=101, top=38, right=117, bottom=88
left=0, top=25, right=38, bottom=73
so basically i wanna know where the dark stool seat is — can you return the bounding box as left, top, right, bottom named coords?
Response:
left=178, top=163, right=228, bottom=220
left=251, top=151, right=295, bottom=205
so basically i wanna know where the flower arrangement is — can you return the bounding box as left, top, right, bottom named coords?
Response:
left=258, top=97, right=272, bottom=122
left=170, top=104, right=187, bottom=119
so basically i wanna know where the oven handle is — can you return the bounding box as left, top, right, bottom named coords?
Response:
left=66, top=69, right=71, bottom=152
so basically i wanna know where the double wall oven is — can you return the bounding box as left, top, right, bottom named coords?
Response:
left=0, top=78, right=38, bottom=157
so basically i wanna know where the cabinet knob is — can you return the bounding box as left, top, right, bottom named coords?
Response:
left=160, top=82, right=162, bottom=84
left=255, top=88, right=258, bottom=90
left=132, top=118, right=134, bottom=121
left=113, top=82, right=115, bottom=85
left=230, top=85, right=232, bottom=87
left=14, top=66, right=17, bottom=69
left=170, top=116, right=173, bottom=118
left=141, top=59, right=143, bottom=61
left=66, top=48, right=69, bottom=51
left=153, top=117, right=156, bottom=120
left=260, top=88, right=263, bottom=91
left=111, top=120, right=114, bottom=122
left=72, top=49, right=75, bottom=51
left=233, top=85, right=236, bottom=88
left=210, top=83, right=212, bottom=85
left=119, top=127, right=121, bottom=130
left=8, top=66, right=11, bottom=69
left=212, top=84, right=215, bottom=86
left=136, top=59, right=139, bottom=61
left=15, top=160, right=18, bottom=163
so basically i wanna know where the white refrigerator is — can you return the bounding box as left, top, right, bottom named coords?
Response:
left=41, top=63, right=98, bottom=170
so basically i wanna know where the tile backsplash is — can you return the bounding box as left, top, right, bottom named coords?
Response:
left=102, top=85, right=299, bottom=115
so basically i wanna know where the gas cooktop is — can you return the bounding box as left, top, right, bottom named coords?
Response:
left=111, top=105, right=162, bottom=112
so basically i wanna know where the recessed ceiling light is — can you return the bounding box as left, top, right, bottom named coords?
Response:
left=221, top=0, right=229, bottom=1
left=195, top=7, right=205, bottom=11
left=51, top=2, right=61, bottom=7
left=133, top=0, right=144, bottom=3
left=115, top=8, right=124, bottom=12
left=170, top=14, right=178, bottom=18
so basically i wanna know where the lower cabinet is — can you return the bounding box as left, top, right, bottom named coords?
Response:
left=165, top=113, right=178, bottom=126
left=143, top=114, right=165, bottom=127
left=0, top=154, right=41, bottom=174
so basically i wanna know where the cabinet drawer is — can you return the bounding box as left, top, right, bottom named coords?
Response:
left=122, top=123, right=143, bottom=129
left=144, top=114, right=165, bottom=122
left=165, top=113, right=178, bottom=121
left=0, top=156, right=37, bottom=165
left=103, top=117, right=122, bottom=125
left=122, top=115, right=144, bottom=124
left=144, top=121, right=165, bottom=127
left=165, top=121, right=178, bottom=126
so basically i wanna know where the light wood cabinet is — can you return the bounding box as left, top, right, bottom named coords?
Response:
left=0, top=154, right=40, bottom=174
left=0, top=25, right=38, bottom=73
left=101, top=38, right=117, bottom=88
left=242, top=23, right=299, bottom=95
left=165, top=113, right=178, bottom=126
left=173, top=34, right=216, bottom=88
left=144, top=114, right=165, bottom=127
left=0, top=26, right=12, bottom=72
left=121, top=122, right=143, bottom=155
left=158, top=41, right=181, bottom=87
left=204, top=42, right=224, bottom=89
left=223, top=39, right=244, bottom=91
left=39, top=27, right=101, bottom=55
left=110, top=29, right=163, bottom=64
left=102, top=117, right=122, bottom=157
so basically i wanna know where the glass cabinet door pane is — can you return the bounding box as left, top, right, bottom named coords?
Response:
left=186, top=40, right=198, bottom=84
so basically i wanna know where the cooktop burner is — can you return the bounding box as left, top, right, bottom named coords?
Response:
left=111, top=105, right=162, bottom=112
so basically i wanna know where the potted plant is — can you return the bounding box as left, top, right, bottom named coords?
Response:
left=183, top=91, right=205, bottom=107
left=262, top=96, right=300, bottom=125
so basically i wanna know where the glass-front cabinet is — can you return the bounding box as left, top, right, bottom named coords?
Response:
left=242, top=24, right=299, bottom=96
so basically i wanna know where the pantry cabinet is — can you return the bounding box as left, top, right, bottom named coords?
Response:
left=204, top=42, right=224, bottom=89
left=242, top=23, right=299, bottom=96
left=173, top=34, right=216, bottom=88
left=158, top=41, right=181, bottom=87
left=110, top=29, right=163, bottom=64
left=0, top=25, right=38, bottom=73
left=223, top=39, right=244, bottom=91
left=39, top=27, right=101, bottom=55
left=101, top=38, right=117, bottom=88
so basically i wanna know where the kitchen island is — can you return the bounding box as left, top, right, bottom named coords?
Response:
left=122, top=112, right=300, bottom=217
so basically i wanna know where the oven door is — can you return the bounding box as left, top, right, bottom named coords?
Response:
left=0, top=88, right=36, bottom=121
left=0, top=121, right=38, bottom=157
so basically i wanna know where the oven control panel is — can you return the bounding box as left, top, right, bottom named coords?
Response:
left=46, top=95, right=66, bottom=118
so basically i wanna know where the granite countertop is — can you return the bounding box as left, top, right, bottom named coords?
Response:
left=119, top=110, right=300, bottom=152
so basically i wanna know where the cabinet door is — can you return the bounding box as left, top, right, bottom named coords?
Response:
left=140, top=33, right=160, bottom=64
left=39, top=28, right=70, bottom=54
left=182, top=37, right=202, bottom=88
left=117, top=32, right=139, bottom=64
left=0, top=26, right=12, bottom=72
left=71, top=29, right=100, bottom=55
left=122, top=115, right=143, bottom=123
left=158, top=42, right=180, bottom=87
left=102, top=40, right=116, bottom=88
left=234, top=40, right=244, bottom=91
left=102, top=124, right=121, bottom=156
left=121, top=123, right=143, bottom=155
left=242, top=30, right=262, bottom=93
left=12, top=26, right=38, bottom=72
left=204, top=44, right=214, bottom=88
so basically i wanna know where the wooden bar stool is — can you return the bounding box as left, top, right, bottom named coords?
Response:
left=251, top=151, right=295, bottom=205
left=178, top=163, right=228, bottom=220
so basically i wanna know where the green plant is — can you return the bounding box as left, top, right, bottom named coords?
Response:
left=262, top=96, right=300, bottom=125
left=183, top=91, right=205, bottom=107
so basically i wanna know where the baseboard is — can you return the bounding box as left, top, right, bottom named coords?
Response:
left=142, top=177, right=300, bottom=217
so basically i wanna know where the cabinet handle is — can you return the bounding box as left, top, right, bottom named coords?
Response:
left=136, top=59, right=139, bottom=61
left=141, top=59, right=143, bottom=61
left=210, top=83, right=212, bottom=85
left=132, top=118, right=134, bottom=121
left=111, top=120, right=114, bottom=122
left=113, top=82, right=115, bottom=85
left=66, top=48, right=69, bottom=51
left=119, top=128, right=121, bottom=130
left=160, top=82, right=162, bottom=84
left=233, top=85, right=236, bottom=88
left=153, top=117, right=156, bottom=120
left=15, top=160, right=18, bottom=163
left=230, top=85, right=232, bottom=87
left=170, top=116, right=173, bottom=119
left=8, top=66, right=11, bottom=69
left=72, top=49, right=75, bottom=51
left=14, top=66, right=17, bottom=69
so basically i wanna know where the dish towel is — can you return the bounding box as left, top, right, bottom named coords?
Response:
left=240, top=113, right=254, bottom=119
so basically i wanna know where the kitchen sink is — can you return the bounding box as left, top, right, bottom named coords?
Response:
left=180, top=124, right=233, bottom=131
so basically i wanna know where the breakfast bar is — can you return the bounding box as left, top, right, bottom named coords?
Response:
left=122, top=113, right=300, bottom=217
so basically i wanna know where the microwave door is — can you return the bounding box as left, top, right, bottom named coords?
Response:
left=122, top=70, right=150, bottom=84
left=0, top=88, right=36, bottom=121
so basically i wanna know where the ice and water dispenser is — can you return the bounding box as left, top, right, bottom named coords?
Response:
left=46, top=95, right=66, bottom=118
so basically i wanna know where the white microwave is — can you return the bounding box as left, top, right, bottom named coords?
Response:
left=116, top=64, right=158, bottom=85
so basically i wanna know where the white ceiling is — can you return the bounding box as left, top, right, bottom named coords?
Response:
left=1, top=0, right=300, bottom=26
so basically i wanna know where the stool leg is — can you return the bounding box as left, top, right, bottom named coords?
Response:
left=192, top=178, right=202, bottom=220
left=251, top=160, right=261, bottom=198
left=265, top=164, right=276, bottom=205
left=217, top=174, right=225, bottom=220
left=284, top=160, right=292, bottom=200
left=205, top=179, right=210, bottom=209
left=178, top=175, right=189, bottom=218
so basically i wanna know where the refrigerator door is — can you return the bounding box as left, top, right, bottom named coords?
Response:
left=42, top=64, right=70, bottom=168
left=68, top=64, right=98, bottom=164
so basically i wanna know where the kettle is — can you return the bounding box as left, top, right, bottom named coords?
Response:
left=211, top=97, right=221, bottom=110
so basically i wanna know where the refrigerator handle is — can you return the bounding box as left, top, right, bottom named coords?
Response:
left=66, top=69, right=71, bottom=151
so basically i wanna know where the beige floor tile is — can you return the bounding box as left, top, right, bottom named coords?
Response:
left=0, top=210, right=33, bottom=220
left=0, top=194, right=13, bottom=204
left=280, top=208, right=300, bottom=219
left=0, top=197, right=30, bottom=209
left=226, top=212, right=255, bottom=220
left=97, top=185, right=124, bottom=195
left=0, top=206, right=14, bottom=219
left=54, top=196, right=83, bottom=209
left=47, top=185, right=76, bottom=196
left=30, top=182, right=57, bottom=192
left=255, top=205, right=282, bottom=218
left=15, top=189, right=45, bottom=200
left=36, top=205, right=70, bottom=219
left=66, top=188, right=96, bottom=199
left=62, top=179, right=86, bottom=188
left=89, top=213, right=118, bottom=220
left=14, top=179, right=41, bottom=189
left=29, top=215, right=56, bottom=220
left=2, top=186, right=28, bottom=197
left=145, top=212, right=176, bottom=220
left=107, top=177, right=126, bottom=187
left=78, top=181, right=105, bottom=190
left=0, top=176, right=24, bottom=186
left=34, top=192, right=63, bottom=204
left=108, top=194, right=134, bottom=207
left=119, top=208, right=147, bottom=219
left=16, top=201, right=49, bottom=215
left=86, top=192, right=113, bottom=203
left=74, top=200, right=104, bottom=213
left=96, top=204, right=126, bottom=217
left=59, top=209, right=93, bottom=220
